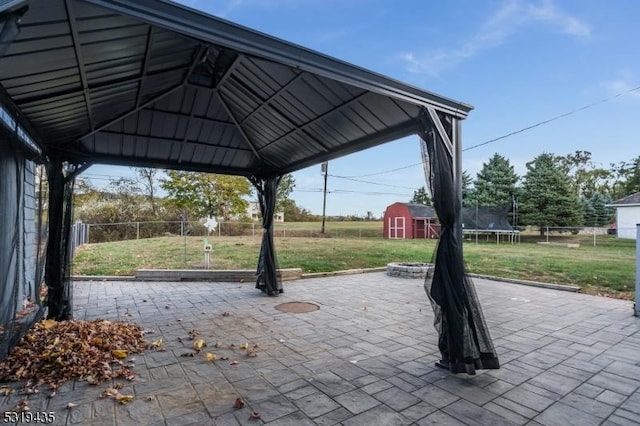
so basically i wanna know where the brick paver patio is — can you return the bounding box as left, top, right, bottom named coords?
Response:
left=1, top=273, right=639, bottom=425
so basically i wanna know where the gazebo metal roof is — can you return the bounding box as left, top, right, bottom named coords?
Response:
left=0, top=0, right=472, bottom=177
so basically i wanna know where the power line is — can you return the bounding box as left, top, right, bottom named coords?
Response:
left=341, top=162, right=423, bottom=179
left=292, top=187, right=411, bottom=196
left=343, top=84, right=640, bottom=178
left=330, top=174, right=420, bottom=190
left=462, top=84, right=640, bottom=152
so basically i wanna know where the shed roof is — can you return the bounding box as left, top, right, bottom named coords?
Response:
left=610, top=192, right=640, bottom=207
left=401, top=203, right=436, bottom=219
left=0, top=0, right=472, bottom=177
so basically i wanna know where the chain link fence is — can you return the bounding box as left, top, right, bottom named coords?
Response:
left=515, top=226, right=634, bottom=247
left=70, top=221, right=635, bottom=248
left=72, top=220, right=385, bottom=244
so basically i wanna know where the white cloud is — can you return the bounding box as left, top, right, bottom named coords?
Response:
left=401, top=0, right=591, bottom=76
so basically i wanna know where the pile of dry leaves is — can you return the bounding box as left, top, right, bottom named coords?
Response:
left=0, top=319, right=148, bottom=386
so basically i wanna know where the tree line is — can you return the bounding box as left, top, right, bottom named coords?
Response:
left=70, top=169, right=320, bottom=238
left=411, top=151, right=640, bottom=229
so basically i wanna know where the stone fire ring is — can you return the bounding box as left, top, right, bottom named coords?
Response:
left=275, top=301, right=320, bottom=313
left=387, top=262, right=432, bottom=279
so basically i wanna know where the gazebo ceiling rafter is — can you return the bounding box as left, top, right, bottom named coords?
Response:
left=64, top=0, right=94, bottom=131
left=63, top=43, right=207, bottom=147
left=135, top=25, right=155, bottom=109
left=215, top=89, right=267, bottom=166
left=257, top=91, right=371, bottom=155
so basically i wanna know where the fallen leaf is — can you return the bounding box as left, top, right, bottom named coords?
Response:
left=233, top=398, right=245, bottom=409
left=116, top=394, right=134, bottom=404
left=149, top=338, right=164, bottom=351
left=145, top=395, right=154, bottom=401
left=193, top=338, right=205, bottom=352
left=0, top=386, right=14, bottom=396
left=0, top=319, right=146, bottom=387
left=66, top=402, right=77, bottom=409
left=41, top=319, right=57, bottom=329
left=220, top=356, right=229, bottom=361
left=180, top=352, right=195, bottom=357
left=101, top=388, right=119, bottom=398
left=249, top=412, right=261, bottom=420
left=239, top=343, right=249, bottom=350
left=229, top=360, right=239, bottom=366
left=247, top=350, right=258, bottom=358
left=112, top=349, right=128, bottom=359
left=205, top=353, right=216, bottom=362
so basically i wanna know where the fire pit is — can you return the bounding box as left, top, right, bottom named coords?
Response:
left=386, top=262, right=432, bottom=279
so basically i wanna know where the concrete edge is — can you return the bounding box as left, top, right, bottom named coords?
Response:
left=71, top=275, right=135, bottom=281
left=301, top=267, right=387, bottom=279
left=135, top=268, right=302, bottom=282
left=71, top=268, right=580, bottom=293
left=468, top=273, right=581, bottom=292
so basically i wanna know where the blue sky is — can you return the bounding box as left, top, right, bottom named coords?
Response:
left=88, top=0, right=639, bottom=217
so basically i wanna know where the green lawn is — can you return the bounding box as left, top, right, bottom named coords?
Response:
left=72, top=232, right=636, bottom=299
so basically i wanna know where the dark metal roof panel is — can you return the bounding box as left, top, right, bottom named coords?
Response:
left=0, top=0, right=473, bottom=177
left=84, top=0, right=472, bottom=117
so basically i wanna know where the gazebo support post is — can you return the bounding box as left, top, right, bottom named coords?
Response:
left=248, top=175, right=283, bottom=296
left=44, top=158, right=76, bottom=320
left=419, top=107, right=500, bottom=375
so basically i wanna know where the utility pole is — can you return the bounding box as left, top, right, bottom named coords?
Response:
left=321, top=162, right=328, bottom=234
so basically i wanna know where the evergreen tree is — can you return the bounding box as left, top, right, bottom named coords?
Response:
left=581, top=192, right=614, bottom=227
left=461, top=170, right=476, bottom=207
left=472, top=153, right=519, bottom=207
left=410, top=186, right=432, bottom=205
left=622, top=156, right=640, bottom=195
left=519, top=153, right=583, bottom=233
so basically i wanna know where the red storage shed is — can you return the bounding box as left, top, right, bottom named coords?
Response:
left=383, top=202, right=440, bottom=239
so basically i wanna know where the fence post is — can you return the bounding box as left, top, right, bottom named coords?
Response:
left=136, top=222, right=140, bottom=240
left=546, top=226, right=549, bottom=242
left=593, top=227, right=596, bottom=247
left=635, top=224, right=639, bottom=317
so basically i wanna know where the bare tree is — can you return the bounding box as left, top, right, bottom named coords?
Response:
left=134, top=168, right=160, bottom=215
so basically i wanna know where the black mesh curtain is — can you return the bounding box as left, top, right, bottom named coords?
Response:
left=249, top=175, right=283, bottom=296
left=45, top=159, right=76, bottom=320
left=419, top=108, right=500, bottom=375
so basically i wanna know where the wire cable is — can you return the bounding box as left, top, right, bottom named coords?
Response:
left=343, top=84, right=640, bottom=178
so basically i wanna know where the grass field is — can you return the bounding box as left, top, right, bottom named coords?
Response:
left=72, top=223, right=637, bottom=299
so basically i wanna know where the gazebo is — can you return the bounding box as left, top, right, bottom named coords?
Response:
left=1, top=0, right=498, bottom=374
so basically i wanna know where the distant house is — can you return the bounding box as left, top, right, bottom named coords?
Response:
left=383, top=202, right=439, bottom=239
left=247, top=201, right=284, bottom=223
left=608, top=192, right=640, bottom=239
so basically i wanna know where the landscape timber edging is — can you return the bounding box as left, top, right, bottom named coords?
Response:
left=134, top=268, right=302, bottom=282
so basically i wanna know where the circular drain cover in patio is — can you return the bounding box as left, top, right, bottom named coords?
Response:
left=275, top=302, right=319, bottom=313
